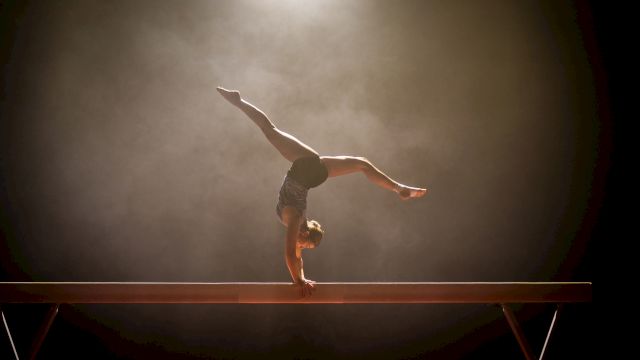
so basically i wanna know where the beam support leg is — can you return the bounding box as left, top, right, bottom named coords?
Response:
left=501, top=304, right=536, bottom=360
left=28, top=304, right=59, bottom=360
left=539, top=304, right=562, bottom=360
left=1, top=307, right=20, bottom=360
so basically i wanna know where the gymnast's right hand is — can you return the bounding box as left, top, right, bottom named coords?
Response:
left=297, top=278, right=316, bottom=297
left=216, top=86, right=242, bottom=106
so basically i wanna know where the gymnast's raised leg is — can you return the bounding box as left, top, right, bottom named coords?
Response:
left=217, top=87, right=317, bottom=163
left=216, top=87, right=427, bottom=200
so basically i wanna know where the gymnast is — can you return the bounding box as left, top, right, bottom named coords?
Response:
left=217, top=87, right=427, bottom=296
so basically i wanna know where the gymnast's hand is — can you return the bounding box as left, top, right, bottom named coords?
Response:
left=216, top=86, right=242, bottom=106
left=297, top=278, right=316, bottom=297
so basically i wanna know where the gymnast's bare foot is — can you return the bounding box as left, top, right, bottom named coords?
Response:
left=397, top=185, right=428, bottom=200
left=217, top=86, right=241, bottom=106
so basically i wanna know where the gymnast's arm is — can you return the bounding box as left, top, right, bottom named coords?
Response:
left=282, top=207, right=316, bottom=297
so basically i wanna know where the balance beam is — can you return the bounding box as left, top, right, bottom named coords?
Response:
left=0, top=282, right=591, bottom=304
left=0, top=282, right=591, bottom=360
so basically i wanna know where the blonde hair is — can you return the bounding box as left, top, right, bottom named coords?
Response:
left=306, top=220, right=324, bottom=247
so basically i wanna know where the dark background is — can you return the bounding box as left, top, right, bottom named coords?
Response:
left=2, top=0, right=610, bottom=358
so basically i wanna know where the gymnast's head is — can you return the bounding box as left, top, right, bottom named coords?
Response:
left=298, top=219, right=323, bottom=249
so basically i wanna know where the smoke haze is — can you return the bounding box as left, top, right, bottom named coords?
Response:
left=1, top=0, right=599, bottom=358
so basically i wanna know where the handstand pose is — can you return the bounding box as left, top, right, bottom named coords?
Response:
left=217, top=87, right=427, bottom=296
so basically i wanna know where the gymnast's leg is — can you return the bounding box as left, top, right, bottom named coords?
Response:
left=321, top=156, right=427, bottom=200
left=217, top=87, right=317, bottom=163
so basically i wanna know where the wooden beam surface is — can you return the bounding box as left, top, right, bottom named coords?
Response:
left=0, top=282, right=592, bottom=304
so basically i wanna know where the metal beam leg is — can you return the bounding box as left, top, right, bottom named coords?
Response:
left=539, top=304, right=562, bottom=360
left=501, top=304, right=536, bottom=360
left=1, top=307, right=20, bottom=360
left=28, top=304, right=59, bottom=360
